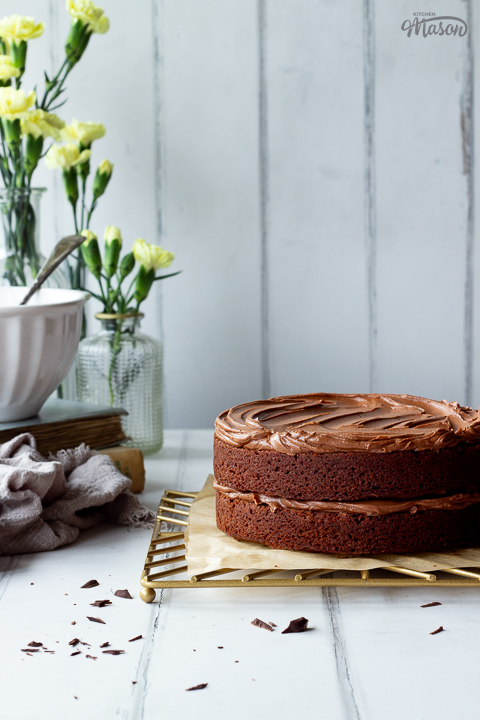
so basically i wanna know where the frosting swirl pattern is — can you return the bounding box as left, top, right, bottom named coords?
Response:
left=215, top=393, right=480, bottom=454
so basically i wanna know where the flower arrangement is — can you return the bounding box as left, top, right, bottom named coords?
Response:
left=80, top=227, right=178, bottom=315
left=0, top=2, right=111, bottom=287
left=78, top=226, right=178, bottom=419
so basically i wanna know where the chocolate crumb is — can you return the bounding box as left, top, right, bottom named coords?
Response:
left=71, top=622, right=76, bottom=625
left=69, top=638, right=80, bottom=647
left=235, top=661, right=239, bottom=663
left=132, top=681, right=137, bottom=685
left=86, top=655, right=97, bottom=660
left=74, top=696, right=78, bottom=700
left=43, top=650, right=55, bottom=654
left=128, top=635, right=143, bottom=642
left=282, top=617, right=309, bottom=634
left=80, top=641, right=91, bottom=647
left=30, top=582, right=34, bottom=585
left=90, top=599, right=112, bottom=608
left=71, top=651, right=81, bottom=656
left=21, top=648, right=38, bottom=652
left=28, top=641, right=43, bottom=647
left=186, top=683, right=208, bottom=691
left=102, top=649, right=125, bottom=655
left=269, top=622, right=277, bottom=627
left=87, top=616, right=106, bottom=624
left=100, top=642, right=110, bottom=648
left=430, top=626, right=444, bottom=635
left=81, top=580, right=99, bottom=589
left=114, top=589, right=132, bottom=599
left=421, top=602, right=442, bottom=608
left=251, top=618, right=273, bottom=631
left=217, top=646, right=223, bottom=649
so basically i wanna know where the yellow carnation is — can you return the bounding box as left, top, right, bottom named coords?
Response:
left=0, top=87, right=35, bottom=120
left=0, top=15, right=44, bottom=44
left=21, top=110, right=65, bottom=141
left=44, top=143, right=91, bottom=170
left=132, top=238, right=175, bottom=272
left=66, top=1, right=109, bottom=34
left=0, top=55, right=20, bottom=80
left=61, top=118, right=105, bottom=146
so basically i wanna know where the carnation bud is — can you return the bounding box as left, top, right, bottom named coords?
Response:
left=103, top=225, right=122, bottom=278
left=92, top=159, right=113, bottom=200
left=119, top=251, right=135, bottom=281
left=80, top=230, right=102, bottom=279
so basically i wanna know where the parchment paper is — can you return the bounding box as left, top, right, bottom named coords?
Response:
left=185, top=475, right=480, bottom=574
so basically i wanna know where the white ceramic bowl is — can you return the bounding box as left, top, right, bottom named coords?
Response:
left=0, top=287, right=89, bottom=422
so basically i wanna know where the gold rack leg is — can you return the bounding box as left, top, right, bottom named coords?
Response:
left=361, top=570, right=370, bottom=581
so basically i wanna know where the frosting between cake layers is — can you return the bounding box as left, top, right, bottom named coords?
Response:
left=212, top=479, right=480, bottom=517
left=214, top=393, right=480, bottom=454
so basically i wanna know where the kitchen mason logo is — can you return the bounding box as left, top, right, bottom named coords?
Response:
left=401, top=13, right=468, bottom=37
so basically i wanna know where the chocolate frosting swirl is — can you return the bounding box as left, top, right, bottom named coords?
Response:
left=215, top=393, right=480, bottom=454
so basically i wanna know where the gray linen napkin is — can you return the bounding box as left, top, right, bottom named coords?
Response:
left=0, top=433, right=155, bottom=554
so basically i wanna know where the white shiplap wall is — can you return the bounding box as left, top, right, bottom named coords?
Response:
left=8, top=0, right=479, bottom=428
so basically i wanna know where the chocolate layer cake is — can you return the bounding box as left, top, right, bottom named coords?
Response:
left=213, top=393, right=480, bottom=554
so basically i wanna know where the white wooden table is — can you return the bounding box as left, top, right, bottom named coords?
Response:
left=1, top=429, right=479, bottom=719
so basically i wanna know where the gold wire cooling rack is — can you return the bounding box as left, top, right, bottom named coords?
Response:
left=139, top=489, right=480, bottom=602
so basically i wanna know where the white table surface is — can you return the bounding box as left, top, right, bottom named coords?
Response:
left=1, top=429, right=479, bottom=720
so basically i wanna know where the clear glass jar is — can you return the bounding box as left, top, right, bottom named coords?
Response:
left=0, top=187, right=68, bottom=288
left=76, top=314, right=163, bottom=454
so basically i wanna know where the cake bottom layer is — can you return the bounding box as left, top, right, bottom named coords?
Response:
left=216, top=493, right=480, bottom=555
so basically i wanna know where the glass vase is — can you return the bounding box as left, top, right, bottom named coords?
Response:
left=76, top=313, right=163, bottom=454
left=0, top=187, right=68, bottom=288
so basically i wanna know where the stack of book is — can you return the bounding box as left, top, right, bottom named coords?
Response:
left=0, top=398, right=127, bottom=456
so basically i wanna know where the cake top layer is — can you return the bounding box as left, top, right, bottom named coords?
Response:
left=214, top=393, right=480, bottom=453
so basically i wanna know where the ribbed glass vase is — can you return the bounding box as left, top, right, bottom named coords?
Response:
left=76, top=313, right=163, bottom=454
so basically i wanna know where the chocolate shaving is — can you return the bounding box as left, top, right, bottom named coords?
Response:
left=128, top=635, right=142, bottom=642
left=430, top=626, right=444, bottom=635
left=282, top=617, right=309, bottom=634
left=102, top=649, right=125, bottom=655
left=421, top=602, right=442, bottom=608
left=90, top=600, right=112, bottom=607
left=69, top=638, right=80, bottom=647
left=185, top=683, right=208, bottom=691
left=21, top=648, right=38, bottom=652
left=81, top=579, right=99, bottom=589
left=251, top=618, right=274, bottom=631
left=43, top=650, right=55, bottom=654
left=71, top=651, right=81, bottom=656
left=100, top=642, right=110, bottom=648
left=28, top=641, right=43, bottom=647
left=217, top=646, right=223, bottom=649
left=269, top=622, right=277, bottom=627
left=86, top=655, right=97, bottom=660
left=87, top=616, right=106, bottom=624
left=114, top=589, right=132, bottom=599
